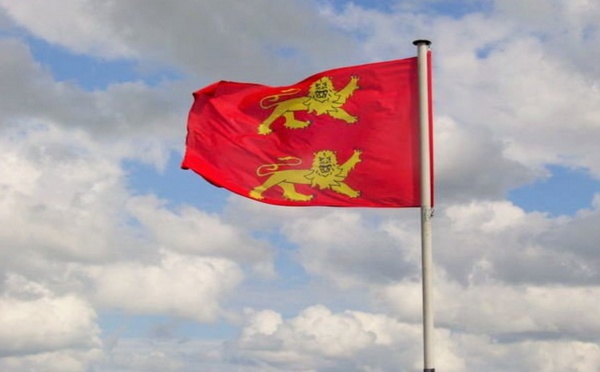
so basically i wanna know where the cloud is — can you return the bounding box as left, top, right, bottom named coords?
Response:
left=226, top=305, right=428, bottom=371
left=325, top=2, right=600, bottom=179
left=0, top=274, right=101, bottom=357
left=223, top=303, right=600, bottom=371
left=282, top=210, right=418, bottom=287
left=94, top=338, right=249, bottom=372
left=466, top=38, right=600, bottom=175
left=0, top=349, right=103, bottom=372
left=0, top=38, right=189, bottom=172
left=0, top=38, right=86, bottom=124
left=493, top=0, right=600, bottom=77
left=0, top=123, right=132, bottom=266
left=87, top=249, right=243, bottom=322
left=0, top=0, right=133, bottom=58
left=541, top=198, right=600, bottom=267
left=0, top=0, right=359, bottom=82
left=434, top=115, right=535, bottom=203
left=380, top=277, right=600, bottom=337
left=0, top=1, right=599, bottom=370
left=126, top=195, right=274, bottom=276
left=228, top=302, right=600, bottom=371
left=435, top=200, right=599, bottom=285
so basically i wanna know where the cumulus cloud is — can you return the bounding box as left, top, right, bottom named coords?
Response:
left=0, top=0, right=599, bottom=370
left=493, top=0, right=600, bottom=77
left=434, top=200, right=599, bottom=285
left=0, top=274, right=101, bottom=357
left=223, top=303, right=600, bottom=371
left=0, top=123, right=132, bottom=266
left=126, top=195, right=274, bottom=276
left=227, top=305, right=428, bottom=371
left=542, top=195, right=600, bottom=262
left=380, top=277, right=600, bottom=337
left=0, top=0, right=359, bottom=82
left=228, top=302, right=600, bottom=372
left=282, top=210, right=418, bottom=288
left=87, top=249, right=243, bottom=322
left=465, top=38, right=600, bottom=174
left=434, top=115, right=535, bottom=203
left=0, top=38, right=188, bottom=171
left=0, top=0, right=133, bottom=58
left=325, top=2, right=600, bottom=178
left=217, top=181, right=600, bottom=371
left=0, top=349, right=104, bottom=372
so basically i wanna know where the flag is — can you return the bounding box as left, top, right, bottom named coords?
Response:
left=182, top=55, right=433, bottom=208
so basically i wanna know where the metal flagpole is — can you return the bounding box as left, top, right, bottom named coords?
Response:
left=413, top=39, right=434, bottom=372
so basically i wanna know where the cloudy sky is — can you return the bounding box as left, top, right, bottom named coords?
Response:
left=1, top=0, right=599, bottom=371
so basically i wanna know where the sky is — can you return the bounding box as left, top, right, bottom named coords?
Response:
left=0, top=0, right=599, bottom=371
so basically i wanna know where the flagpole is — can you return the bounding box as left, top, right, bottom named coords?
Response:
left=413, top=39, right=435, bottom=372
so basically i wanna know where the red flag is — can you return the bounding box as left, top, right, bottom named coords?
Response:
left=182, top=55, right=433, bottom=207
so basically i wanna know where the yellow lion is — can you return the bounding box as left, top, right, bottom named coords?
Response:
left=257, top=76, right=359, bottom=135
left=249, top=150, right=362, bottom=201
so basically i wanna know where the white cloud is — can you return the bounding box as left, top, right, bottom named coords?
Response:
left=0, top=0, right=134, bottom=58
left=126, top=195, right=274, bottom=276
left=541, top=200, right=600, bottom=269
left=225, top=303, right=600, bottom=371
left=468, top=38, right=600, bottom=174
left=493, top=0, right=600, bottom=76
left=324, top=2, right=600, bottom=179
left=228, top=305, right=427, bottom=371
left=0, top=0, right=599, bottom=370
left=0, top=274, right=101, bottom=356
left=442, top=333, right=600, bottom=371
left=0, top=0, right=359, bottom=82
left=434, top=115, right=535, bottom=202
left=0, top=38, right=188, bottom=168
left=282, top=210, right=418, bottom=288
left=0, top=349, right=103, bottom=372
left=0, top=123, right=131, bottom=265
left=381, top=278, right=600, bottom=337
left=87, top=249, right=243, bottom=322
left=93, top=338, right=250, bottom=372
left=435, top=200, right=598, bottom=285
left=0, top=38, right=85, bottom=124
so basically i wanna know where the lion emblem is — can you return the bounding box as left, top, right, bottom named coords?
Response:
left=249, top=150, right=362, bottom=201
left=257, top=76, right=359, bottom=135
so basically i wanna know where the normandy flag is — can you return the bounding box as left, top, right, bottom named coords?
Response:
left=182, top=54, right=433, bottom=208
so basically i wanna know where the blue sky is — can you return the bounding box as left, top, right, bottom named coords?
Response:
left=510, top=165, right=600, bottom=216
left=0, top=1, right=599, bottom=371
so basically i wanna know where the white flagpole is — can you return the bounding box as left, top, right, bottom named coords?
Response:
left=413, top=39, right=435, bottom=372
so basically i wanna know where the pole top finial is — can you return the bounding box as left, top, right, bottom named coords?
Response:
left=412, top=39, right=432, bottom=46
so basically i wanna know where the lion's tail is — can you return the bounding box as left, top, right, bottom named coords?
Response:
left=256, top=156, right=302, bottom=176
left=259, top=88, right=301, bottom=109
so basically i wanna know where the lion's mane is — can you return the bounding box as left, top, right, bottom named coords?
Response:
left=304, top=77, right=343, bottom=114
left=305, top=150, right=345, bottom=189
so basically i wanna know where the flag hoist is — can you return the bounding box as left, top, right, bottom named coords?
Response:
left=182, top=40, right=435, bottom=371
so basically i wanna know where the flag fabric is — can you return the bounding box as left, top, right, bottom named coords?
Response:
left=182, top=54, right=433, bottom=208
